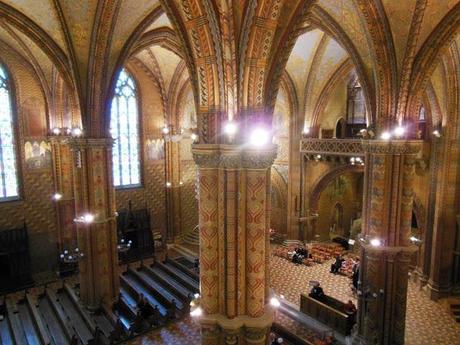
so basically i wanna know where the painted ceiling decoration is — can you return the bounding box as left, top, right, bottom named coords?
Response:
left=0, top=0, right=458, bottom=138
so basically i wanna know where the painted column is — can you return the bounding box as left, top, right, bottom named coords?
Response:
left=355, top=140, right=420, bottom=345
left=193, top=144, right=277, bottom=345
left=426, top=131, right=460, bottom=299
left=164, top=136, right=182, bottom=242
left=70, top=138, right=119, bottom=309
left=50, top=137, right=76, bottom=252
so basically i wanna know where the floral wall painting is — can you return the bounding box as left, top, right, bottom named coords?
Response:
left=24, top=140, right=51, bottom=170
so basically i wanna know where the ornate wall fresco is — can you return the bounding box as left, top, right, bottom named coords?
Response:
left=24, top=140, right=52, bottom=170
left=315, top=172, right=363, bottom=240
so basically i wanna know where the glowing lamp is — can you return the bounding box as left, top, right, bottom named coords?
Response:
left=224, top=122, right=238, bottom=136
left=162, top=126, right=170, bottom=135
left=393, top=126, right=405, bottom=137
left=190, top=307, right=203, bottom=317
left=270, top=297, right=280, bottom=308
left=370, top=238, right=381, bottom=247
left=380, top=131, right=391, bottom=140
left=52, top=127, right=61, bottom=135
left=53, top=193, right=63, bottom=201
left=72, top=127, right=83, bottom=137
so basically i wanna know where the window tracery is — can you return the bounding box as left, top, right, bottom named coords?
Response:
left=110, top=69, right=141, bottom=187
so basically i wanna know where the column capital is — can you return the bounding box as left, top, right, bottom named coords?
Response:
left=361, top=139, right=422, bottom=155
left=68, top=137, right=114, bottom=150
left=192, top=144, right=277, bottom=169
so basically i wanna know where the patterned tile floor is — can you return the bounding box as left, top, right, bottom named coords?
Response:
left=127, top=253, right=460, bottom=345
left=270, top=255, right=460, bottom=345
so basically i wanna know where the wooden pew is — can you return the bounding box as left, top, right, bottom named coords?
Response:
left=5, top=298, right=27, bottom=345
left=155, top=261, right=199, bottom=292
left=44, top=288, right=75, bottom=342
left=37, top=293, right=69, bottom=345
left=0, top=314, right=14, bottom=345
left=128, top=267, right=184, bottom=311
left=271, top=322, right=313, bottom=345
left=17, top=301, right=43, bottom=345
left=26, top=294, right=51, bottom=345
left=300, top=294, right=352, bottom=335
left=166, top=257, right=199, bottom=281
left=141, top=265, right=193, bottom=302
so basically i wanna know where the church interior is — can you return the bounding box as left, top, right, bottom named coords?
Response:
left=0, top=1, right=459, bottom=344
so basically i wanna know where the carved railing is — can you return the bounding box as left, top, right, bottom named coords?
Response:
left=300, top=139, right=364, bottom=163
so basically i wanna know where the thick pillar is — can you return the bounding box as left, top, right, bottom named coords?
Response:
left=355, top=140, right=420, bottom=345
left=70, top=138, right=119, bottom=309
left=426, top=132, right=460, bottom=299
left=164, top=136, right=182, bottom=242
left=193, top=144, right=277, bottom=345
left=50, top=137, right=77, bottom=252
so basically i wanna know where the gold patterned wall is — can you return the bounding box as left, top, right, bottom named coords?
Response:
left=0, top=46, right=58, bottom=278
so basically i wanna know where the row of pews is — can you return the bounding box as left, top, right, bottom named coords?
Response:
left=0, top=256, right=199, bottom=345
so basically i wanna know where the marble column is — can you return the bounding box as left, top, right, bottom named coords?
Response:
left=192, top=144, right=277, bottom=344
left=355, top=140, right=421, bottom=345
left=70, top=138, right=119, bottom=309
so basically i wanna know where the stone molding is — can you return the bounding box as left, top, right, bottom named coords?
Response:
left=197, top=308, right=274, bottom=333
left=192, top=144, right=277, bottom=169
left=68, top=137, right=115, bottom=150
left=361, top=139, right=422, bottom=155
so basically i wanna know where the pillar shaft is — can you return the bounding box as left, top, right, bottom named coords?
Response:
left=165, top=139, right=182, bottom=242
left=70, top=138, right=119, bottom=309
left=356, top=140, right=420, bottom=345
left=50, top=138, right=76, bottom=251
left=193, top=144, right=276, bottom=344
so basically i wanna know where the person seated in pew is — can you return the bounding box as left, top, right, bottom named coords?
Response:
left=330, top=255, right=345, bottom=274
left=309, top=282, right=325, bottom=301
left=344, top=299, right=357, bottom=335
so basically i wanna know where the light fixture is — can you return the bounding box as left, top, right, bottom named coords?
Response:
left=52, top=127, right=61, bottom=135
left=59, top=248, right=84, bottom=264
left=190, top=306, right=203, bottom=317
left=393, top=126, right=405, bottom=137
left=410, top=236, right=423, bottom=245
left=302, top=127, right=310, bottom=135
left=74, top=213, right=95, bottom=224
left=249, top=128, right=270, bottom=147
left=380, top=131, right=391, bottom=140
left=432, top=129, right=441, bottom=138
left=270, top=297, right=280, bottom=308
left=162, top=126, right=170, bottom=135
left=179, top=181, right=184, bottom=186
left=166, top=182, right=172, bottom=188
left=53, top=193, right=63, bottom=201
left=370, top=238, right=382, bottom=247
left=224, top=121, right=238, bottom=136
left=190, top=133, right=198, bottom=141
left=71, top=127, right=83, bottom=137
left=117, top=238, right=132, bottom=253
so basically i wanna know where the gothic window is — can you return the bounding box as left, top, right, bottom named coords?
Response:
left=0, top=65, right=19, bottom=201
left=346, top=78, right=366, bottom=124
left=110, top=69, right=141, bottom=187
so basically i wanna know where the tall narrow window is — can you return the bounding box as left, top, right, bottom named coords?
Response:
left=110, top=69, right=141, bottom=187
left=0, top=65, right=19, bottom=200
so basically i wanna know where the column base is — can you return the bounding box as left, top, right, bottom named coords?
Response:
left=196, top=310, right=274, bottom=345
left=425, top=281, right=452, bottom=300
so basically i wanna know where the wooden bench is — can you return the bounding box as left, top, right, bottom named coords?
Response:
left=25, top=294, right=51, bottom=345
left=155, top=262, right=199, bottom=292
left=300, top=294, right=353, bottom=335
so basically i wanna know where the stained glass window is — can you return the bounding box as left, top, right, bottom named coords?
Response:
left=0, top=65, right=19, bottom=201
left=110, top=69, right=141, bottom=187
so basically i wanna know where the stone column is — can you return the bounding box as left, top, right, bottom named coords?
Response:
left=50, top=137, right=77, bottom=252
left=426, top=133, right=460, bottom=299
left=355, top=140, right=420, bottom=345
left=164, top=137, right=182, bottom=242
left=192, top=144, right=277, bottom=345
left=70, top=138, right=119, bottom=309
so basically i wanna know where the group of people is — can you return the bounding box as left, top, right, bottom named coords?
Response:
left=291, top=246, right=310, bottom=264
left=329, top=255, right=360, bottom=293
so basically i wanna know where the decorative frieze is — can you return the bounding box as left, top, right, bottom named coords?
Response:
left=192, top=144, right=277, bottom=169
